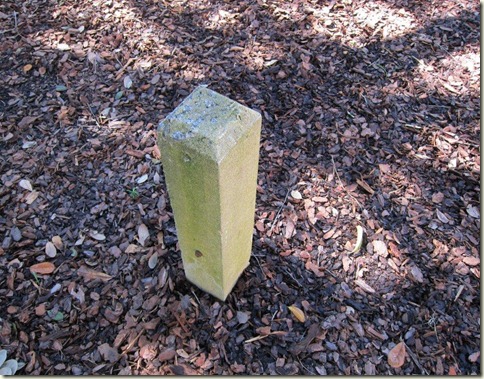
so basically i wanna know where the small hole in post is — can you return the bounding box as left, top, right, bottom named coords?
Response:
left=183, top=153, right=192, bottom=163
left=195, top=250, right=203, bottom=257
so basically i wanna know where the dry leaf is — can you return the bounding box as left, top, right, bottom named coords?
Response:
left=468, top=351, right=480, bottom=363
left=57, top=43, right=71, bottom=51
left=323, top=228, right=336, bottom=240
left=18, top=116, right=38, bottom=128
left=351, top=225, right=364, bottom=253
left=89, top=231, right=106, bottom=241
left=19, top=179, right=33, bottom=191
left=25, top=191, right=39, bottom=204
left=288, top=305, right=306, bottom=322
left=285, top=218, right=295, bottom=239
left=52, top=236, right=63, bottom=250
left=77, top=266, right=112, bottom=282
left=136, top=174, right=148, bottom=184
left=123, top=75, right=133, bottom=89
left=45, top=242, right=57, bottom=258
left=70, top=286, right=85, bottom=304
left=342, top=255, right=351, bottom=272
left=372, top=240, right=388, bottom=257
left=148, top=253, right=158, bottom=269
left=140, top=343, right=158, bottom=361
left=30, top=262, right=56, bottom=275
left=125, top=244, right=140, bottom=254
left=356, top=179, right=375, bottom=195
left=436, top=209, right=449, bottom=223
left=448, top=366, right=457, bottom=375
left=387, top=342, right=406, bottom=368
left=151, top=74, right=161, bottom=84
left=409, top=266, right=424, bottom=283
left=378, top=163, right=391, bottom=174
left=431, top=192, right=444, bottom=203
left=463, top=257, right=480, bottom=266
left=354, top=279, right=376, bottom=293
left=138, top=224, right=149, bottom=246
left=466, top=205, right=479, bottom=219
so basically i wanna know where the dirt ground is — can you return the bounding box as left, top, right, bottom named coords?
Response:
left=0, top=0, right=480, bottom=375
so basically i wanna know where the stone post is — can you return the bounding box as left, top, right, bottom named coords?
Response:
left=157, top=86, right=262, bottom=301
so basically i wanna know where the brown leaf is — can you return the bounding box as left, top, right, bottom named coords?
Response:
left=408, top=265, right=424, bottom=283
left=342, top=255, right=351, bottom=272
left=52, top=236, right=63, bottom=250
left=125, top=244, right=140, bottom=254
left=30, top=262, right=55, bottom=274
left=388, top=242, right=402, bottom=258
left=25, top=191, right=40, bottom=204
left=148, top=253, right=158, bottom=269
left=468, top=351, right=480, bottom=363
left=436, top=209, right=450, bottom=223
left=35, top=303, right=46, bottom=316
left=372, top=240, right=388, bottom=257
left=388, top=342, right=406, bottom=368
left=142, top=295, right=160, bottom=311
left=158, top=348, right=176, bottom=362
left=466, top=205, right=479, bottom=219
left=354, top=279, right=376, bottom=293
left=288, top=305, right=306, bottom=322
left=77, top=266, right=112, bottom=282
left=18, top=116, right=38, bottom=129
left=284, top=218, right=295, bottom=239
left=126, top=149, right=145, bottom=159
left=256, top=326, right=272, bottom=336
left=463, top=257, right=480, bottom=266
left=89, top=231, right=106, bottom=241
left=323, top=228, right=336, bottom=239
left=356, top=179, right=375, bottom=195
left=140, top=343, right=158, bottom=361
left=378, top=163, right=391, bottom=174
left=431, top=192, right=444, bottom=203
left=138, top=223, right=149, bottom=246
left=19, top=179, right=33, bottom=191
left=305, top=260, right=325, bottom=277
left=45, top=242, right=57, bottom=258
left=312, top=196, right=327, bottom=203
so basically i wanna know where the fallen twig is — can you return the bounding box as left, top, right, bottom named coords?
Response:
left=404, top=342, right=429, bottom=375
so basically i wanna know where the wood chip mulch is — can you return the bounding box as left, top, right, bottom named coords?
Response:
left=0, top=0, right=480, bottom=375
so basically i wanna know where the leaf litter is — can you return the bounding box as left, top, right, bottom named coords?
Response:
left=0, top=0, right=479, bottom=375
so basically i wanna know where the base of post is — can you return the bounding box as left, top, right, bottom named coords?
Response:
left=186, top=260, right=250, bottom=301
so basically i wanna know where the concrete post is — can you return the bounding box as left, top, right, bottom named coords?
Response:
left=157, top=86, right=261, bottom=301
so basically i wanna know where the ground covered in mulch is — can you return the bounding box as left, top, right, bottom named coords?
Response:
left=0, top=0, right=480, bottom=375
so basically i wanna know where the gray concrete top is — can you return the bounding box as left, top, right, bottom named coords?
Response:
left=158, top=86, right=261, bottom=163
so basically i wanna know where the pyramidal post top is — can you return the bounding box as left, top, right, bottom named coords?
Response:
left=158, top=86, right=261, bottom=163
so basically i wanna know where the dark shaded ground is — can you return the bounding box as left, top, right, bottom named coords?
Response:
left=0, top=0, right=480, bottom=375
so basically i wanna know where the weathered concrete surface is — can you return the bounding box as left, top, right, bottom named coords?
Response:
left=157, top=86, right=261, bottom=301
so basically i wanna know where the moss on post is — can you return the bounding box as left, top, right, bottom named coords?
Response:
left=157, top=86, right=262, bottom=301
